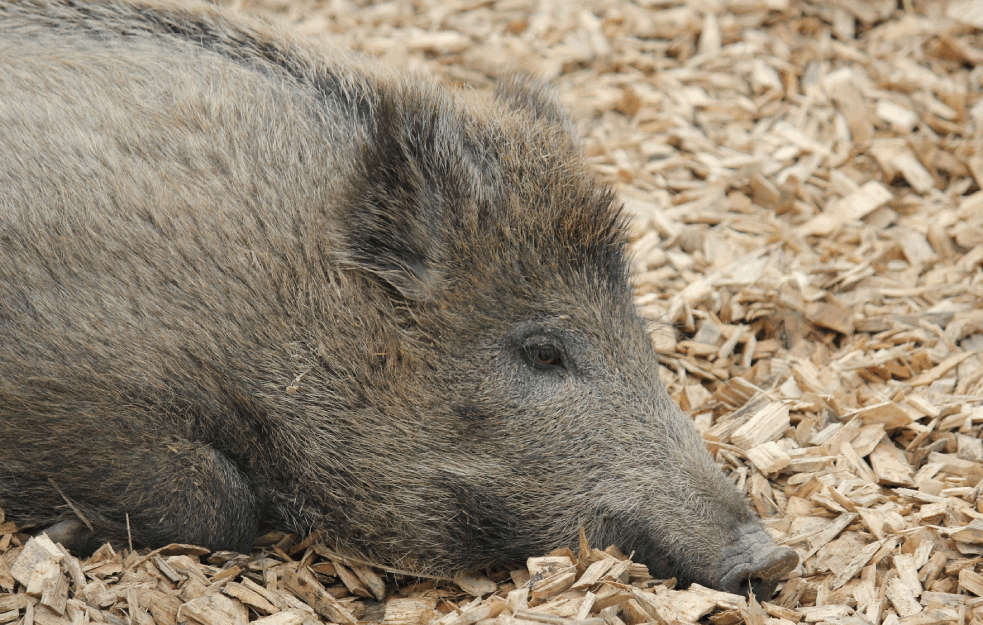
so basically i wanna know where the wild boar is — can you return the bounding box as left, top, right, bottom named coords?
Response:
left=0, top=0, right=797, bottom=596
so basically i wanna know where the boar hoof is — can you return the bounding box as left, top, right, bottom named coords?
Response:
left=40, top=520, right=93, bottom=552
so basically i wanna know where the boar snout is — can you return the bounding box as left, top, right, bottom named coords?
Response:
left=717, top=525, right=799, bottom=597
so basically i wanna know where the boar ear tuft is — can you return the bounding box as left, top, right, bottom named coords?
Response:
left=494, top=72, right=573, bottom=131
left=340, top=98, right=452, bottom=301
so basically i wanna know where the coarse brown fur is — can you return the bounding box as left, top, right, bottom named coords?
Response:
left=0, top=0, right=796, bottom=594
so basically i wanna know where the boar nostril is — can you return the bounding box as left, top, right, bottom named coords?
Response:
left=737, top=577, right=753, bottom=598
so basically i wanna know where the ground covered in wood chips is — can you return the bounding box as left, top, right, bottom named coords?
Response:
left=3, top=0, right=983, bottom=623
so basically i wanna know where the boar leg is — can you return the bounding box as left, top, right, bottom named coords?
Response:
left=19, top=436, right=260, bottom=554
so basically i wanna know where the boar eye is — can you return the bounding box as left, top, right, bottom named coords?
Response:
left=523, top=344, right=565, bottom=371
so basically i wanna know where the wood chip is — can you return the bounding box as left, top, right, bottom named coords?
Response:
left=805, top=513, right=859, bottom=559
left=885, top=576, right=922, bottom=617
left=179, top=593, right=249, bottom=625
left=875, top=100, right=919, bottom=131
left=745, top=441, right=792, bottom=475
left=852, top=402, right=913, bottom=429
left=957, top=568, right=983, bottom=597
left=453, top=572, right=498, bottom=598
left=832, top=538, right=895, bottom=589
left=252, top=610, right=309, bottom=625
left=349, top=562, right=387, bottom=601
left=952, top=519, right=983, bottom=544
left=869, top=439, right=915, bottom=487
left=730, top=402, right=791, bottom=450
left=281, top=569, right=357, bottom=624
left=797, top=181, right=893, bottom=236
left=893, top=553, right=922, bottom=598
left=839, top=441, right=877, bottom=484
left=10, top=536, right=64, bottom=588
left=332, top=560, right=373, bottom=598
left=382, top=597, right=437, bottom=625
left=908, top=352, right=976, bottom=387
left=805, top=301, right=854, bottom=335
left=531, top=569, right=577, bottom=602
left=222, top=582, right=279, bottom=615
left=572, top=560, right=614, bottom=590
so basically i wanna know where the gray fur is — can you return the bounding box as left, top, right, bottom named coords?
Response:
left=0, top=0, right=796, bottom=594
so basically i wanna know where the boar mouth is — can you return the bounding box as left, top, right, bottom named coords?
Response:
left=600, top=518, right=798, bottom=598
left=594, top=516, right=707, bottom=588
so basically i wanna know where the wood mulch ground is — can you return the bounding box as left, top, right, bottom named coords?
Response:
left=3, top=0, right=983, bottom=623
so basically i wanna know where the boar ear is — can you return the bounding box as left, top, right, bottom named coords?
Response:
left=340, top=98, right=455, bottom=301
left=494, top=72, right=574, bottom=132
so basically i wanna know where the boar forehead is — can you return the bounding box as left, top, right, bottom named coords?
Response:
left=342, top=80, right=632, bottom=307
left=453, top=134, right=632, bottom=301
